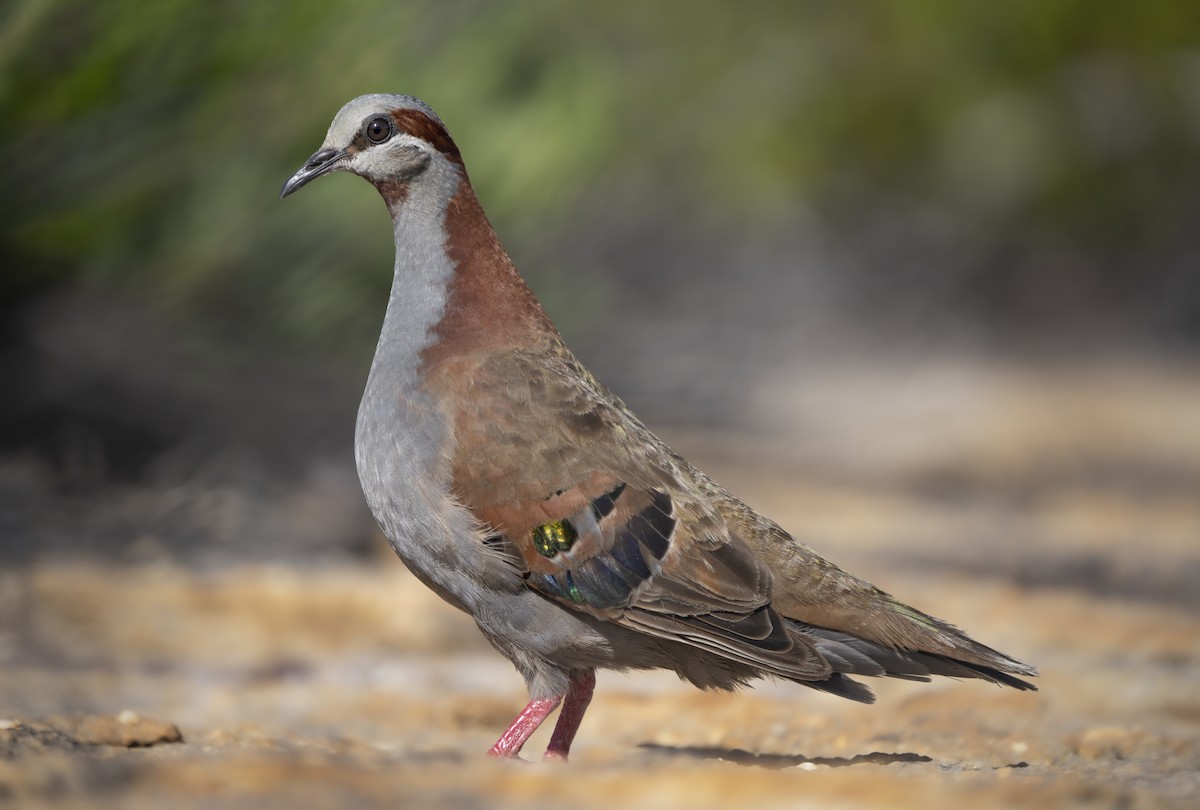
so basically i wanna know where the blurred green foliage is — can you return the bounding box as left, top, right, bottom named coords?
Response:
left=2, top=0, right=1199, bottom=351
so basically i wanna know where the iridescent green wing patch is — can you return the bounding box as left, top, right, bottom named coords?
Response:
left=528, top=489, right=675, bottom=610
left=532, top=519, right=578, bottom=558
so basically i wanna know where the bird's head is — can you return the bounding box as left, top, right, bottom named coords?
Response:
left=279, top=94, right=462, bottom=203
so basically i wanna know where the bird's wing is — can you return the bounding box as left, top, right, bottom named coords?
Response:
left=440, top=346, right=831, bottom=681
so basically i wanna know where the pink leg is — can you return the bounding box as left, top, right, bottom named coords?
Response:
left=544, top=670, right=596, bottom=762
left=487, top=696, right=561, bottom=759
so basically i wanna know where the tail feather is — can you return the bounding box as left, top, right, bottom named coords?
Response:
left=940, top=657, right=1038, bottom=691
left=797, top=672, right=877, bottom=704
left=801, top=625, right=1038, bottom=693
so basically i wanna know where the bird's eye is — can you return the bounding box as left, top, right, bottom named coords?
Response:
left=364, top=116, right=393, bottom=144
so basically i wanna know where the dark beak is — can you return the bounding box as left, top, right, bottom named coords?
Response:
left=280, top=147, right=348, bottom=199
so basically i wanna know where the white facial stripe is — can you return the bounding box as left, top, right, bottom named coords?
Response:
left=345, top=133, right=422, bottom=179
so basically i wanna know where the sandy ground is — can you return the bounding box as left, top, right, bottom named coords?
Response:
left=1, top=359, right=1198, bottom=808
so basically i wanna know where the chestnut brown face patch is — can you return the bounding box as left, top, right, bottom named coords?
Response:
left=390, top=108, right=462, bottom=166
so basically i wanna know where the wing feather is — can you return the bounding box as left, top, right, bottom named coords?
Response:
left=448, top=347, right=831, bottom=680
left=439, top=345, right=1035, bottom=690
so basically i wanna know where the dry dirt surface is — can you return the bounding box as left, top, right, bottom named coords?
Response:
left=1, top=361, right=1198, bottom=809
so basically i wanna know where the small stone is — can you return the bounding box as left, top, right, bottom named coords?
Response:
left=46, top=713, right=183, bottom=748
left=0, top=719, right=18, bottom=730
left=797, top=761, right=818, bottom=771
left=1010, top=741, right=1028, bottom=754
left=117, top=710, right=140, bottom=725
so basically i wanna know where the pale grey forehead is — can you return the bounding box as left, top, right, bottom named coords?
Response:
left=322, top=93, right=443, bottom=147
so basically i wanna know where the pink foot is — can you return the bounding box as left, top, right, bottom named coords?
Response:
left=543, top=670, right=596, bottom=763
left=487, top=671, right=598, bottom=762
left=487, top=696, right=561, bottom=759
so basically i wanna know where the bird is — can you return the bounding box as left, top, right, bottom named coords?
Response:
left=280, top=94, right=1037, bottom=762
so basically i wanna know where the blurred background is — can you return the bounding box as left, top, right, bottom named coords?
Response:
left=2, top=0, right=1200, bottom=566
left=2, top=0, right=1199, bottom=566
left=1, top=2, right=1199, bottom=805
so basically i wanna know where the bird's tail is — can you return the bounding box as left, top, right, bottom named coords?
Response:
left=778, top=589, right=1037, bottom=701
left=802, top=624, right=1037, bottom=689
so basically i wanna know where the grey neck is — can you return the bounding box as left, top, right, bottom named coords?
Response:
left=355, top=157, right=460, bottom=515
left=366, top=162, right=463, bottom=390
left=354, top=160, right=511, bottom=613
